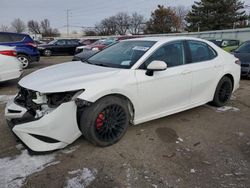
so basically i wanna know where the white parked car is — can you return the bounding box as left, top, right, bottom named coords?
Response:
left=0, top=46, right=22, bottom=82
left=5, top=37, right=240, bottom=152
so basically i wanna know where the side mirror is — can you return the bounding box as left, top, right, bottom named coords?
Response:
left=146, top=60, right=167, bottom=76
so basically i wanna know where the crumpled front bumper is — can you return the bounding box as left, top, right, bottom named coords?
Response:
left=5, top=98, right=82, bottom=152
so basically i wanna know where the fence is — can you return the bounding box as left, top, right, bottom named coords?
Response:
left=59, top=27, right=250, bottom=42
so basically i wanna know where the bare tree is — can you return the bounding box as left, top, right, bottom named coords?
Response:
left=40, top=19, right=51, bottom=36
left=27, top=20, right=41, bottom=34
left=40, top=19, right=60, bottom=37
left=11, top=18, right=26, bottom=33
left=129, top=12, right=145, bottom=35
left=115, top=12, right=130, bottom=35
left=95, top=16, right=117, bottom=35
left=84, top=29, right=97, bottom=36
left=102, top=16, right=117, bottom=35
left=0, top=24, right=10, bottom=32
left=173, top=6, right=189, bottom=31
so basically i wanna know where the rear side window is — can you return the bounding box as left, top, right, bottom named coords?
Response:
left=10, top=34, right=25, bottom=42
left=67, top=40, right=79, bottom=45
left=188, top=41, right=217, bottom=63
left=0, top=33, right=11, bottom=42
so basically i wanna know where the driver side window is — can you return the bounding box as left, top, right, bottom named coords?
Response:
left=141, top=41, right=185, bottom=69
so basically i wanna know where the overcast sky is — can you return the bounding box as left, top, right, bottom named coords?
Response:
left=1, top=0, right=250, bottom=33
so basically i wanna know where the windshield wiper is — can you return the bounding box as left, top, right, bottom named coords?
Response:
left=82, top=59, right=91, bottom=64
left=92, top=63, right=110, bottom=67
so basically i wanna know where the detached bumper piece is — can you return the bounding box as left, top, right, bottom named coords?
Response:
left=5, top=90, right=82, bottom=152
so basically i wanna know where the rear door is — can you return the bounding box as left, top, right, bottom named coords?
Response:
left=186, top=40, right=221, bottom=104
left=66, top=40, right=80, bottom=54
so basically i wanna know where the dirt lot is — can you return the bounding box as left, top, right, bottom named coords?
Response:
left=0, top=56, right=250, bottom=188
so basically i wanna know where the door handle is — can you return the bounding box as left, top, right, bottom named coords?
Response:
left=181, top=70, right=191, bottom=75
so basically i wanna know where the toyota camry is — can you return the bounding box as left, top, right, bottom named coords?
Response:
left=5, top=37, right=241, bottom=152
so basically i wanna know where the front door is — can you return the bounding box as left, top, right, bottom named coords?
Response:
left=135, top=41, right=192, bottom=123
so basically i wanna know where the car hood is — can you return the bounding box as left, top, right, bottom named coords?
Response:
left=19, top=61, right=120, bottom=93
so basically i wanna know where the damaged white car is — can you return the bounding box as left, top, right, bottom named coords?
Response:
left=5, top=37, right=240, bottom=152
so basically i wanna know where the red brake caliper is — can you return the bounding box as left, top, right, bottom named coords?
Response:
left=96, top=112, right=105, bottom=130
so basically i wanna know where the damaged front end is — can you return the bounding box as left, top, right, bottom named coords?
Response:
left=5, top=87, right=84, bottom=152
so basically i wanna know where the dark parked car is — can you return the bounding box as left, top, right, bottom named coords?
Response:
left=72, top=50, right=97, bottom=61
left=0, top=32, right=40, bottom=68
left=233, top=41, right=250, bottom=78
left=38, top=39, right=82, bottom=56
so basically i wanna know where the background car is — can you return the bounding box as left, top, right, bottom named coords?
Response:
left=233, top=41, right=250, bottom=78
left=0, top=32, right=40, bottom=68
left=38, top=39, right=82, bottom=56
left=72, top=50, right=97, bottom=61
left=209, top=39, right=240, bottom=52
left=75, top=38, right=116, bottom=54
left=0, top=45, right=22, bottom=82
left=79, top=39, right=98, bottom=46
left=75, top=36, right=141, bottom=54
left=34, top=40, right=47, bottom=45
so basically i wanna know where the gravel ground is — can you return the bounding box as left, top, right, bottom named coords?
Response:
left=0, top=56, right=250, bottom=188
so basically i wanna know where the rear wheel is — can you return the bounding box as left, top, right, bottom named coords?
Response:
left=17, top=54, right=30, bottom=69
left=211, top=76, right=233, bottom=107
left=79, top=96, right=130, bottom=147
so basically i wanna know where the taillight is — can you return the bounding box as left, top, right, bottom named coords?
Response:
left=0, top=50, right=17, bottom=57
left=26, top=42, right=37, bottom=48
left=235, top=59, right=241, bottom=65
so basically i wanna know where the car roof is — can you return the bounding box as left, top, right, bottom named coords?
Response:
left=0, top=32, right=28, bottom=36
left=125, top=36, right=208, bottom=43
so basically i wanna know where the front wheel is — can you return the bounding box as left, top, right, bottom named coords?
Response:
left=211, top=76, right=233, bottom=107
left=79, top=96, right=130, bottom=147
left=44, top=49, right=52, bottom=56
left=17, top=55, right=30, bottom=69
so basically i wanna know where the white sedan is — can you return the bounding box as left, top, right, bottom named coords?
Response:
left=0, top=46, right=22, bottom=82
left=5, top=37, right=240, bottom=152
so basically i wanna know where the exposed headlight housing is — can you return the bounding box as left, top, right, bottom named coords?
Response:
left=47, top=90, right=84, bottom=108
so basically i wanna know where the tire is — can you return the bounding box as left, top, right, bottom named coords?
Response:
left=211, top=76, right=233, bottom=107
left=79, top=96, right=131, bottom=147
left=17, top=54, right=30, bottom=69
left=44, top=49, right=52, bottom=56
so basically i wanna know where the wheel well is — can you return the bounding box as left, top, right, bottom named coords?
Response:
left=223, top=74, right=234, bottom=89
left=17, top=52, right=29, bottom=57
left=76, top=94, right=135, bottom=128
left=102, top=94, right=135, bottom=123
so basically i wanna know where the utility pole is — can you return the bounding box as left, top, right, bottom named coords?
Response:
left=66, top=9, right=70, bottom=36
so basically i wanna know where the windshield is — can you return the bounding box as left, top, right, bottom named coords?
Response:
left=87, top=40, right=156, bottom=69
left=235, top=42, right=250, bottom=53
left=48, top=40, right=57, bottom=44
